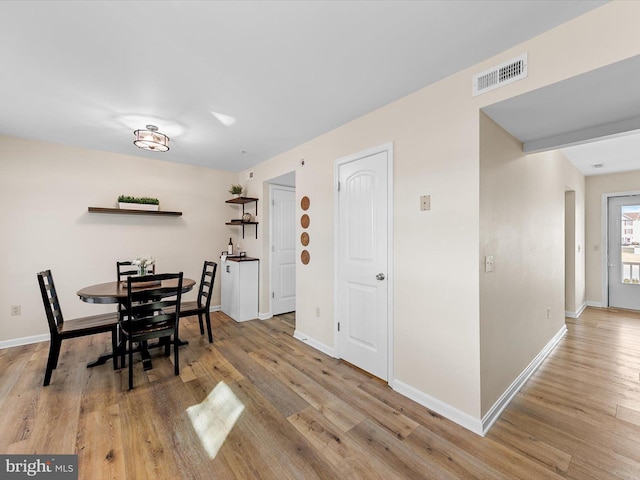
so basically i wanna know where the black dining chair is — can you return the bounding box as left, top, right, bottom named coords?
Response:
left=119, top=272, right=183, bottom=390
left=37, top=270, right=119, bottom=386
left=176, top=261, right=217, bottom=343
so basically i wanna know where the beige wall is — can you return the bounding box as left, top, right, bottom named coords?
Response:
left=479, top=113, right=584, bottom=415
left=0, top=135, right=237, bottom=342
left=586, top=170, right=640, bottom=305
left=236, top=1, right=640, bottom=424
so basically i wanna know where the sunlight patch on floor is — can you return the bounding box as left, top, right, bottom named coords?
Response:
left=186, top=381, right=245, bottom=459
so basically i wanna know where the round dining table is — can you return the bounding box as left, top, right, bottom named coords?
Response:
left=77, top=278, right=196, bottom=369
left=77, top=277, right=196, bottom=304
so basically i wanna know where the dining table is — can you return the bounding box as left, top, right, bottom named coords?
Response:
left=77, top=277, right=196, bottom=370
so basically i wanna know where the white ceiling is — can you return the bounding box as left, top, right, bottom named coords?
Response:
left=482, top=54, right=640, bottom=176
left=0, top=0, right=606, bottom=172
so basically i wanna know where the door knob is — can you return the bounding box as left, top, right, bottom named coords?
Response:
left=376, top=273, right=385, bottom=281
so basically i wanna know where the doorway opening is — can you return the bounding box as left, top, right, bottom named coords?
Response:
left=267, top=172, right=296, bottom=327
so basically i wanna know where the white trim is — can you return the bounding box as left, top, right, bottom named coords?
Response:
left=293, top=329, right=336, bottom=358
left=565, top=302, right=587, bottom=319
left=258, top=312, right=272, bottom=321
left=210, top=304, right=221, bottom=312
left=391, top=379, right=483, bottom=436
left=391, top=324, right=567, bottom=437
left=480, top=324, right=567, bottom=436
left=586, top=300, right=603, bottom=308
left=0, top=333, right=49, bottom=350
left=601, top=190, right=640, bottom=308
left=334, top=142, right=394, bottom=383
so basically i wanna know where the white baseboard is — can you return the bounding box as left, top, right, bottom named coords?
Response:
left=565, top=302, right=587, bottom=318
left=293, top=330, right=337, bottom=358
left=480, top=324, right=567, bottom=436
left=258, top=312, right=272, bottom=320
left=210, top=305, right=221, bottom=312
left=391, top=379, right=484, bottom=435
left=0, top=333, right=49, bottom=350
left=586, top=300, right=603, bottom=308
left=390, top=324, right=567, bottom=437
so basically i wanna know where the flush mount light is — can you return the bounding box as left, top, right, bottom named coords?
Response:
left=133, top=125, right=170, bottom=152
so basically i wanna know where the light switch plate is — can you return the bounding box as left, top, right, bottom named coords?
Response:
left=485, top=255, right=494, bottom=273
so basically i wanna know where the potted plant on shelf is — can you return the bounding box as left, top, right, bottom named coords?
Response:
left=118, top=195, right=160, bottom=211
left=228, top=184, right=243, bottom=198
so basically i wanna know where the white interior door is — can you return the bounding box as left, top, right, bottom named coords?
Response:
left=271, top=185, right=296, bottom=315
left=608, top=195, right=640, bottom=310
left=336, top=146, right=391, bottom=381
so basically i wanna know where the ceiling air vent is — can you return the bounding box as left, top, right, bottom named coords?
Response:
left=472, top=53, right=528, bottom=96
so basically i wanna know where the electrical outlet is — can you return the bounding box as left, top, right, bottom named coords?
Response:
left=547, top=307, right=551, bottom=319
left=11, top=305, right=21, bottom=316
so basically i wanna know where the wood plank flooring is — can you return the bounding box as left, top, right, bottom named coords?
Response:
left=1, top=307, right=640, bottom=479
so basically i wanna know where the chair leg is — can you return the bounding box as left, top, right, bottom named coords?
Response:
left=205, top=311, right=213, bottom=343
left=111, top=327, right=118, bottom=370
left=120, top=335, right=126, bottom=369
left=128, top=339, right=134, bottom=390
left=174, top=334, right=180, bottom=376
left=43, top=338, right=61, bottom=387
left=197, top=312, right=205, bottom=335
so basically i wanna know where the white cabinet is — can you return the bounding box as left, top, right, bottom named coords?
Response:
left=221, top=258, right=259, bottom=322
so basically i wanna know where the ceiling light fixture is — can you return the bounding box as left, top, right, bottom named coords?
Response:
left=133, top=125, right=170, bottom=152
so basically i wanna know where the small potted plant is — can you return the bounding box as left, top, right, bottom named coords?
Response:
left=118, top=195, right=160, bottom=211
left=228, top=184, right=243, bottom=198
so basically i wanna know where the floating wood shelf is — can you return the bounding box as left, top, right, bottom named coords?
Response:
left=225, top=197, right=258, bottom=238
left=88, top=207, right=182, bottom=216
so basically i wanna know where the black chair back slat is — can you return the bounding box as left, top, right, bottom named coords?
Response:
left=37, top=270, right=62, bottom=334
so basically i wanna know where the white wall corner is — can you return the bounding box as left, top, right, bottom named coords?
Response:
left=0, top=333, right=49, bottom=350
left=480, top=324, right=567, bottom=436
left=210, top=305, right=221, bottom=312
left=586, top=301, right=603, bottom=308
left=293, top=330, right=337, bottom=358
left=390, top=379, right=484, bottom=436
left=565, top=302, right=587, bottom=318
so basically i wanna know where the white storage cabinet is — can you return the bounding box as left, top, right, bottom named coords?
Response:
left=221, top=257, right=259, bottom=322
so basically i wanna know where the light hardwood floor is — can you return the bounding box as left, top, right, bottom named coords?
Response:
left=1, top=307, right=640, bottom=479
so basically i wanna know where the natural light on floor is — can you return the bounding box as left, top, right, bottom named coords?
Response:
left=186, top=381, right=245, bottom=459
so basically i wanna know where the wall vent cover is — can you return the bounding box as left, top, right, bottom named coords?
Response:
left=472, top=53, right=528, bottom=96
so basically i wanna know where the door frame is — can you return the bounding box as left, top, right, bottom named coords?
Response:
left=333, top=142, right=394, bottom=383
left=601, top=189, right=640, bottom=307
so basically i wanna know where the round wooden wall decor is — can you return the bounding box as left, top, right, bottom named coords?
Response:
left=301, top=196, right=310, bottom=211
left=300, top=214, right=310, bottom=228
left=301, top=231, right=309, bottom=246
left=301, top=249, right=310, bottom=265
